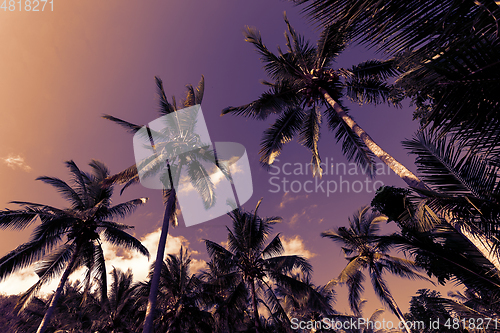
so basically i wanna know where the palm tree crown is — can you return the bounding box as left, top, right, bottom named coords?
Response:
left=204, top=199, right=313, bottom=331
left=222, top=14, right=401, bottom=177
left=134, top=248, right=213, bottom=333
left=0, top=160, right=149, bottom=333
left=103, top=76, right=229, bottom=333
left=322, top=206, right=430, bottom=332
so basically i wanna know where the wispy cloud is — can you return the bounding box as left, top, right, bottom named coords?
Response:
left=2, top=154, right=32, bottom=172
left=288, top=204, right=318, bottom=226
left=279, top=192, right=308, bottom=209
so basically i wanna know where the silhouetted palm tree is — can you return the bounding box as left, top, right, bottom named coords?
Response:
left=134, top=248, right=213, bottom=333
left=0, top=160, right=149, bottom=333
left=103, top=76, right=226, bottom=333
left=92, top=267, right=138, bottom=333
left=322, top=206, right=431, bottom=333
left=291, top=0, right=500, bottom=152
left=274, top=272, right=336, bottom=332
left=221, top=13, right=500, bottom=281
left=204, top=199, right=313, bottom=332
left=221, top=15, right=429, bottom=188
left=16, top=280, right=94, bottom=333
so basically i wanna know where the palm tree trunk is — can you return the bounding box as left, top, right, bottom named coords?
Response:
left=319, top=87, right=425, bottom=190
left=319, top=87, right=500, bottom=273
left=36, top=241, right=82, bottom=333
left=250, top=278, right=261, bottom=333
left=371, top=266, right=411, bottom=333
left=142, top=188, right=176, bottom=333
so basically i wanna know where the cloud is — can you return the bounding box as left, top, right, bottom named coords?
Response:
left=0, top=267, right=42, bottom=296
left=2, top=154, right=32, bottom=172
left=0, top=228, right=200, bottom=296
left=287, top=205, right=317, bottom=226
left=289, top=211, right=306, bottom=226
left=102, top=228, right=190, bottom=283
left=281, top=235, right=316, bottom=259
left=279, top=192, right=308, bottom=209
left=189, top=258, right=207, bottom=275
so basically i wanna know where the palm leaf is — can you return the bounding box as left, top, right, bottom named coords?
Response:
left=326, top=107, right=377, bottom=177
left=298, top=107, right=322, bottom=177
left=100, top=228, right=149, bottom=258
left=259, top=106, right=304, bottom=165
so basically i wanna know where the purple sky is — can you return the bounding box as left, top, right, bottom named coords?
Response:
left=0, top=0, right=454, bottom=322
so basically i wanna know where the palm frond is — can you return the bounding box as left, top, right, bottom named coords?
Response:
left=102, top=114, right=143, bottom=134
left=221, top=81, right=299, bottom=120
left=346, top=270, right=365, bottom=316
left=195, top=75, right=205, bottom=105
left=264, top=255, right=312, bottom=276
left=16, top=244, right=75, bottom=312
left=186, top=160, right=216, bottom=209
left=243, top=26, right=303, bottom=80
left=326, top=107, right=377, bottom=177
left=155, top=76, right=175, bottom=115
left=0, top=239, right=56, bottom=281
left=316, top=22, right=350, bottom=68
left=102, top=198, right=148, bottom=220
left=403, top=131, right=498, bottom=197
left=343, top=76, right=397, bottom=106
left=259, top=106, right=304, bottom=165
left=298, top=107, right=322, bottom=177
left=261, top=235, right=284, bottom=258
left=347, top=59, right=399, bottom=81
left=35, top=176, right=83, bottom=208
left=101, top=228, right=149, bottom=258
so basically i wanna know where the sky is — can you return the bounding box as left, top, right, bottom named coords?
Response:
left=0, top=0, right=458, bottom=324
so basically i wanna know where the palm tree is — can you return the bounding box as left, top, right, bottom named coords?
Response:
left=0, top=160, right=149, bottom=333
left=103, top=75, right=227, bottom=333
left=16, top=280, right=95, bottom=333
left=321, top=206, right=431, bottom=333
left=204, top=199, right=313, bottom=332
left=92, top=267, right=138, bottom=333
left=404, top=289, right=468, bottom=333
left=291, top=0, right=500, bottom=168
left=274, top=273, right=336, bottom=332
left=222, top=16, right=500, bottom=274
left=221, top=15, right=428, bottom=188
left=133, top=248, right=213, bottom=333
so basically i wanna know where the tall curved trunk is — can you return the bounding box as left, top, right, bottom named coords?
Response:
left=250, top=277, right=261, bottom=333
left=371, top=265, right=411, bottom=333
left=319, top=87, right=500, bottom=273
left=319, top=87, right=425, bottom=191
left=36, top=241, right=82, bottom=333
left=142, top=188, right=176, bottom=333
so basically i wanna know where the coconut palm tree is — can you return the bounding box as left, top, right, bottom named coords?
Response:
left=0, top=160, right=149, bottom=333
left=273, top=273, right=336, bottom=332
left=92, top=267, right=138, bottom=333
left=204, top=199, right=313, bottom=332
left=322, top=206, right=431, bottom=333
left=371, top=131, right=500, bottom=294
left=199, top=260, right=251, bottom=333
left=291, top=0, right=500, bottom=164
left=102, top=75, right=227, bottom=333
left=15, top=280, right=95, bottom=333
left=222, top=16, right=500, bottom=275
left=133, top=248, right=213, bottom=333
left=221, top=15, right=428, bottom=187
